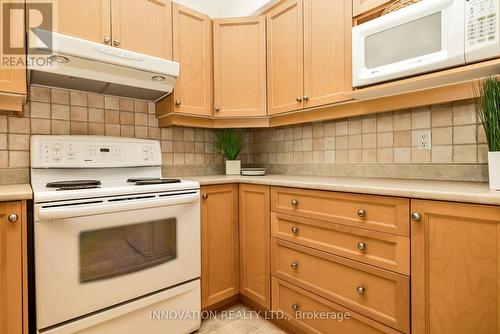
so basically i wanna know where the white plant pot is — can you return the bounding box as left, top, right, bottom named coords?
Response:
left=489, top=152, right=500, bottom=191
left=225, top=160, right=241, bottom=175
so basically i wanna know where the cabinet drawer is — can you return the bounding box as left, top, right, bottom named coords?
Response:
left=271, top=238, right=410, bottom=333
left=272, top=277, right=402, bottom=334
left=271, top=187, right=409, bottom=236
left=271, top=212, right=410, bottom=275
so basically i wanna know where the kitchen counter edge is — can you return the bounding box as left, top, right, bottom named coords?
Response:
left=187, top=175, right=500, bottom=206
left=0, top=184, right=33, bottom=202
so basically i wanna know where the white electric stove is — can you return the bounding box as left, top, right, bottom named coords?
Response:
left=31, top=135, right=201, bottom=334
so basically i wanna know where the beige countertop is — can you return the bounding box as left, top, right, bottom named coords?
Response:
left=187, top=175, right=500, bottom=206
left=0, top=184, right=32, bottom=202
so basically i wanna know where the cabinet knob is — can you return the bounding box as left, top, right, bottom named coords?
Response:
left=303, top=96, right=309, bottom=101
left=357, top=209, right=366, bottom=218
left=291, top=226, right=299, bottom=234
left=113, top=39, right=120, bottom=46
left=291, top=304, right=300, bottom=312
left=291, top=199, right=298, bottom=207
left=215, top=107, right=220, bottom=112
left=8, top=214, right=18, bottom=223
left=290, top=262, right=299, bottom=270
left=411, top=212, right=421, bottom=222
left=104, top=36, right=111, bottom=44
left=296, top=96, right=303, bottom=102
left=202, top=193, right=208, bottom=200
left=175, top=100, right=182, bottom=106
left=356, top=286, right=366, bottom=296
left=357, top=242, right=366, bottom=251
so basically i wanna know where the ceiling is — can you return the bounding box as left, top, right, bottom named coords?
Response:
left=173, top=0, right=277, bottom=18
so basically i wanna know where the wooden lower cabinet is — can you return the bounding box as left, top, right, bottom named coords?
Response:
left=272, top=238, right=410, bottom=332
left=239, top=184, right=271, bottom=309
left=272, top=277, right=401, bottom=334
left=411, top=199, right=500, bottom=334
left=0, top=201, right=27, bottom=334
left=200, top=185, right=239, bottom=309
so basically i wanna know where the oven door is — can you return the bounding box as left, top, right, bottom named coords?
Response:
left=352, top=0, right=465, bottom=87
left=34, top=191, right=200, bottom=330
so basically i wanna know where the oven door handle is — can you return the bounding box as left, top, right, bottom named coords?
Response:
left=36, top=192, right=200, bottom=221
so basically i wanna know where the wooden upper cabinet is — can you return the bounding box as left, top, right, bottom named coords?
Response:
left=111, top=0, right=172, bottom=60
left=266, top=0, right=304, bottom=115
left=201, top=185, right=239, bottom=309
left=239, top=184, right=271, bottom=309
left=213, top=17, right=267, bottom=118
left=353, top=0, right=392, bottom=17
left=0, top=0, right=26, bottom=96
left=172, top=4, right=212, bottom=117
left=55, top=0, right=172, bottom=59
left=0, top=201, right=24, bottom=334
left=54, top=0, right=111, bottom=44
left=411, top=200, right=500, bottom=334
left=303, top=0, right=351, bottom=108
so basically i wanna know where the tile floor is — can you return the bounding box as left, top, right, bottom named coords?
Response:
left=196, top=304, right=288, bottom=334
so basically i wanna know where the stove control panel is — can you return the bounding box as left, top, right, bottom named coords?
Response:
left=31, top=136, right=162, bottom=168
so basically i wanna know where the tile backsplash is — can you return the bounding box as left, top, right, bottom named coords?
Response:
left=0, top=87, right=489, bottom=184
left=246, top=100, right=488, bottom=182
left=0, top=86, right=229, bottom=184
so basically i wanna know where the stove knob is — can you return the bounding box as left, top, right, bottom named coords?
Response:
left=66, top=148, right=74, bottom=157
left=52, top=143, right=62, bottom=151
left=52, top=153, right=62, bottom=161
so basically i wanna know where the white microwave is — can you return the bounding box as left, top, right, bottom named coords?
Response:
left=352, top=0, right=500, bottom=87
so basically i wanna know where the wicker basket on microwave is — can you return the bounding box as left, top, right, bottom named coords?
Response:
left=382, top=0, right=421, bottom=15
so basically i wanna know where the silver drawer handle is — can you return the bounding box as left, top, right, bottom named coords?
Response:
left=291, top=226, right=299, bottom=234
left=357, top=286, right=366, bottom=295
left=357, top=242, right=366, bottom=251
left=291, top=303, right=300, bottom=312
left=290, top=262, right=299, bottom=270
left=8, top=214, right=18, bottom=223
left=357, top=209, right=366, bottom=218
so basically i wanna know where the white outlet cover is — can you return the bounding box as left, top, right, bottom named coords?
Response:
left=417, top=130, right=432, bottom=151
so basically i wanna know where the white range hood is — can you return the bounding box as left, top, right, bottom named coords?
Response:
left=28, top=29, right=179, bottom=101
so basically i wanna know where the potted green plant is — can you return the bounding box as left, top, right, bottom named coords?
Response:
left=216, top=128, right=246, bottom=175
left=476, top=77, right=500, bottom=190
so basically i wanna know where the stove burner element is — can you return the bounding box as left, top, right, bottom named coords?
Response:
left=135, top=179, right=181, bottom=185
left=56, top=185, right=101, bottom=191
left=46, top=180, right=102, bottom=188
left=127, top=177, right=161, bottom=183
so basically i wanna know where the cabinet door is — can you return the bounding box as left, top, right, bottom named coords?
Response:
left=201, top=185, right=239, bottom=309
left=0, top=202, right=23, bottom=334
left=0, top=0, right=26, bottom=95
left=172, top=4, right=212, bottom=116
left=303, top=0, right=351, bottom=108
left=213, top=17, right=267, bottom=117
left=411, top=200, right=500, bottom=334
left=55, top=0, right=111, bottom=44
left=266, top=0, right=304, bottom=115
left=239, top=184, right=270, bottom=309
left=111, top=0, right=172, bottom=59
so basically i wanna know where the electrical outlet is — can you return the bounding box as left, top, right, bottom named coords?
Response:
left=417, top=130, right=432, bottom=151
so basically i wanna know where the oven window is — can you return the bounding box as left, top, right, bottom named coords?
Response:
left=365, top=13, right=442, bottom=69
left=79, top=219, right=177, bottom=283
